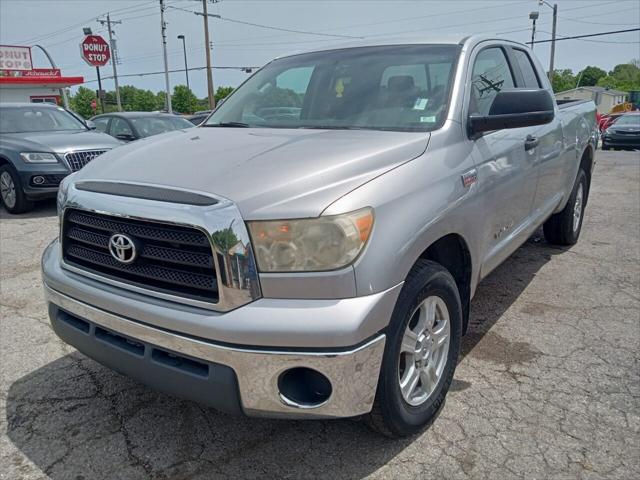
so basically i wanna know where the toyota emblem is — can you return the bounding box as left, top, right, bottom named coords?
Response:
left=109, top=233, right=137, bottom=264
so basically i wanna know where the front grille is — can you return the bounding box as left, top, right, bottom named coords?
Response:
left=62, top=209, right=218, bottom=303
left=65, top=150, right=108, bottom=172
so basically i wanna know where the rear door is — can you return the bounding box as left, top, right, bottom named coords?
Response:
left=466, top=44, right=539, bottom=277
left=507, top=47, right=565, bottom=216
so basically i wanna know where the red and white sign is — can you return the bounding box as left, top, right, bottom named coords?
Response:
left=0, top=45, right=33, bottom=71
left=80, top=35, right=110, bottom=67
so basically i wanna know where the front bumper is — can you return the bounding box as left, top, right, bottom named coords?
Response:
left=16, top=163, right=70, bottom=200
left=44, top=283, right=386, bottom=418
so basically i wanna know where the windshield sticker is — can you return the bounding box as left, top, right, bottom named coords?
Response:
left=413, top=98, right=428, bottom=110
left=420, top=116, right=436, bottom=123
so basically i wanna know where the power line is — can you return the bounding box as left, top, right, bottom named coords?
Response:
left=167, top=5, right=361, bottom=39
left=82, top=65, right=260, bottom=84
left=528, top=28, right=640, bottom=44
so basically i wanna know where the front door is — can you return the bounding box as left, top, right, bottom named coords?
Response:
left=467, top=45, right=539, bottom=277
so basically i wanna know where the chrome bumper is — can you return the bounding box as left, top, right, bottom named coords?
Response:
left=44, top=284, right=386, bottom=419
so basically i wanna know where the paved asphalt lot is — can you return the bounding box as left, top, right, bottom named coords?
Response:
left=1, top=150, right=638, bottom=480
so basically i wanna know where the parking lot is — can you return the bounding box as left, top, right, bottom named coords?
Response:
left=0, top=150, right=638, bottom=479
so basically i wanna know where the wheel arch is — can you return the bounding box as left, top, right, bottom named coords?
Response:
left=417, top=233, right=473, bottom=334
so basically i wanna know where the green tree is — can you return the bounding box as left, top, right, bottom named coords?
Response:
left=215, top=86, right=234, bottom=103
left=576, top=66, right=607, bottom=87
left=171, top=85, right=198, bottom=114
left=70, top=86, right=97, bottom=118
left=551, top=69, right=576, bottom=93
left=596, top=61, right=640, bottom=92
left=131, top=89, right=157, bottom=111
left=155, top=91, right=166, bottom=111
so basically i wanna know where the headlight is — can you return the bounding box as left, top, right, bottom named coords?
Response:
left=247, top=207, right=374, bottom=272
left=20, top=152, right=58, bottom=163
left=56, top=174, right=73, bottom=217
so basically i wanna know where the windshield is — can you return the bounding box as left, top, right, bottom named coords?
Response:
left=613, top=115, right=640, bottom=127
left=205, top=44, right=460, bottom=132
left=131, top=116, right=194, bottom=138
left=0, top=105, right=87, bottom=134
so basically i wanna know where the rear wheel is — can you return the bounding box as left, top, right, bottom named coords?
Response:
left=543, top=169, right=587, bottom=246
left=0, top=165, right=34, bottom=214
left=602, top=143, right=610, bottom=151
left=367, top=260, right=462, bottom=437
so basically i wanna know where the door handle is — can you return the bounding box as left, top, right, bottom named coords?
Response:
left=524, top=135, right=539, bottom=151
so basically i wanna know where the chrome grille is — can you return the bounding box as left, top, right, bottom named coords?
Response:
left=64, top=150, right=108, bottom=172
left=62, top=209, right=218, bottom=303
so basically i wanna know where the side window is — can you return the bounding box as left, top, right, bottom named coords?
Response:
left=470, top=47, right=515, bottom=116
left=92, top=117, right=109, bottom=133
left=512, top=49, right=541, bottom=88
left=110, top=118, right=133, bottom=137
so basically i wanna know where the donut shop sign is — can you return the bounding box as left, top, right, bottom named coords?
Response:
left=0, top=45, right=33, bottom=71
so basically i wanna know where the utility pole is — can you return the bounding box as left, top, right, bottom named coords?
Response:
left=160, top=0, right=172, bottom=112
left=549, top=3, right=558, bottom=82
left=202, top=0, right=216, bottom=109
left=98, top=14, right=122, bottom=111
left=177, top=34, right=189, bottom=89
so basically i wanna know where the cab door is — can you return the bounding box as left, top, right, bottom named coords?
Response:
left=507, top=47, right=565, bottom=217
left=466, top=45, right=539, bottom=277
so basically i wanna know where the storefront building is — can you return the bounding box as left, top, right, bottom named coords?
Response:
left=0, top=45, right=83, bottom=105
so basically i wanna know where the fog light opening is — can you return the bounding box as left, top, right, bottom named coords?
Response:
left=32, top=175, right=46, bottom=185
left=278, top=367, right=332, bottom=409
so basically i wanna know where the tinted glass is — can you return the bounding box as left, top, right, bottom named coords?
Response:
left=512, top=49, right=540, bottom=88
left=205, top=45, right=461, bottom=132
left=110, top=118, right=133, bottom=137
left=130, top=116, right=194, bottom=138
left=470, top=47, right=515, bottom=116
left=0, top=106, right=86, bottom=133
left=614, top=115, right=640, bottom=126
left=92, top=117, right=110, bottom=133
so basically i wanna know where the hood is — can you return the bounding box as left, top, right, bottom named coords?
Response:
left=2, top=130, right=123, bottom=154
left=72, top=127, right=430, bottom=219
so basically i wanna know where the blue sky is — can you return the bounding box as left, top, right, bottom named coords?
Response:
left=1, top=0, right=639, bottom=98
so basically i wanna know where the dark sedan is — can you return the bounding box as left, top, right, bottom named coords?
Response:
left=90, top=112, right=194, bottom=142
left=602, top=113, right=640, bottom=151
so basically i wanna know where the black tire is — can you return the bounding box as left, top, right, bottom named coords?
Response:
left=0, top=165, right=33, bottom=214
left=543, top=169, right=587, bottom=246
left=602, top=144, right=610, bottom=151
left=367, top=259, right=462, bottom=438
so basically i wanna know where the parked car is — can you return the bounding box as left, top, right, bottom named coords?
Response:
left=43, top=36, right=596, bottom=437
left=90, top=112, right=194, bottom=142
left=0, top=103, right=122, bottom=214
left=601, top=112, right=640, bottom=150
left=186, top=112, right=210, bottom=125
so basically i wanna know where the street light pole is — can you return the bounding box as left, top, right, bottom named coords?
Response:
left=529, top=11, right=539, bottom=50
left=177, top=35, right=189, bottom=89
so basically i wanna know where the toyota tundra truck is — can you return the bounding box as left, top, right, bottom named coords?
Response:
left=42, top=36, right=597, bottom=437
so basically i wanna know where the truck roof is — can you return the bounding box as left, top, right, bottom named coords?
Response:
left=276, top=34, right=526, bottom=59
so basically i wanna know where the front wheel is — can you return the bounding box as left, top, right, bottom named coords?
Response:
left=0, top=165, right=33, bottom=214
left=543, top=169, right=587, bottom=246
left=367, top=259, right=462, bottom=437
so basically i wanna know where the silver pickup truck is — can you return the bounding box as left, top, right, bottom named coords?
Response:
left=42, top=35, right=596, bottom=437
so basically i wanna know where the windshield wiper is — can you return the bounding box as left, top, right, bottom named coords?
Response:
left=203, top=122, right=250, bottom=128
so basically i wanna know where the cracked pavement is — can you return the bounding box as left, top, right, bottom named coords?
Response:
left=1, top=150, right=639, bottom=479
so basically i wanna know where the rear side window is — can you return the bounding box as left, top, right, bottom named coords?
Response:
left=512, top=49, right=541, bottom=88
left=470, top=47, right=515, bottom=116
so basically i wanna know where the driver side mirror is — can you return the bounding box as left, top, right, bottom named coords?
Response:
left=469, top=89, right=555, bottom=135
left=85, top=120, right=96, bottom=130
